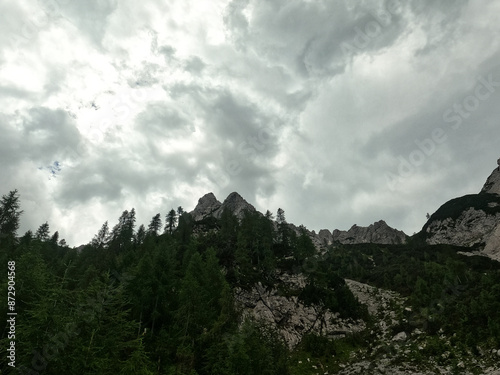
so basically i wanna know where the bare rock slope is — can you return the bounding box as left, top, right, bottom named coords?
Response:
left=424, top=163, right=500, bottom=261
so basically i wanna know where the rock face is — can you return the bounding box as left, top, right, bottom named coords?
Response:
left=481, top=161, right=500, bottom=195
left=424, top=163, right=500, bottom=261
left=219, top=192, right=257, bottom=219
left=190, top=193, right=222, bottom=221
left=425, top=202, right=500, bottom=261
left=327, top=220, right=407, bottom=245
left=317, top=229, right=334, bottom=246
left=190, top=192, right=257, bottom=221
left=234, top=274, right=366, bottom=348
left=425, top=206, right=500, bottom=247
left=235, top=276, right=407, bottom=349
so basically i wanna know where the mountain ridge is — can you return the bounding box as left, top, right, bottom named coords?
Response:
left=189, top=191, right=408, bottom=248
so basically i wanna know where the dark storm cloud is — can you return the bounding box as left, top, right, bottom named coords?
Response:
left=55, top=143, right=200, bottom=206
left=0, top=108, right=81, bottom=167
left=135, top=103, right=192, bottom=134
left=363, top=57, right=500, bottom=171
left=159, top=78, right=284, bottom=200
left=224, top=0, right=411, bottom=78
left=2, top=0, right=499, bottom=246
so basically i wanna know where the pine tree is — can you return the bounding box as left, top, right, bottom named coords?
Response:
left=265, top=209, right=274, bottom=220
left=275, top=208, right=291, bottom=257
left=36, top=222, right=50, bottom=241
left=119, top=338, right=155, bottom=375
left=91, top=221, right=109, bottom=248
left=135, top=224, right=146, bottom=245
left=276, top=208, right=286, bottom=224
left=110, top=209, right=136, bottom=251
left=50, top=231, right=59, bottom=245
left=165, top=209, right=177, bottom=234
left=147, top=213, right=162, bottom=236
left=123, top=208, right=136, bottom=242
left=293, top=226, right=315, bottom=266
left=0, top=190, right=23, bottom=239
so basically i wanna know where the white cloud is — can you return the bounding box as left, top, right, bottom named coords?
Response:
left=1, top=0, right=499, bottom=246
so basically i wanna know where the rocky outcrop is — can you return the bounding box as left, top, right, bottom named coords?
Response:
left=283, top=221, right=407, bottom=250
left=234, top=275, right=410, bottom=349
left=425, top=204, right=500, bottom=261
left=424, top=163, right=500, bottom=261
left=218, top=192, right=257, bottom=219
left=189, top=192, right=257, bottom=221
left=425, top=206, right=500, bottom=247
left=234, top=274, right=366, bottom=348
left=481, top=161, right=500, bottom=195
left=190, top=193, right=222, bottom=221
left=328, top=220, right=407, bottom=245
left=318, top=229, right=334, bottom=246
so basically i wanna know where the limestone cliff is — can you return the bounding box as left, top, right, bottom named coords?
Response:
left=481, top=159, right=500, bottom=195
left=317, top=220, right=407, bottom=246
left=424, top=163, right=500, bottom=261
left=189, top=192, right=257, bottom=221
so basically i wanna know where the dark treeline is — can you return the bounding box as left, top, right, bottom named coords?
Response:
left=0, top=190, right=360, bottom=374
left=1, top=190, right=499, bottom=374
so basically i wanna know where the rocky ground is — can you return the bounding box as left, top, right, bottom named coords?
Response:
left=234, top=274, right=367, bottom=348
left=244, top=276, right=500, bottom=374
left=334, top=280, right=500, bottom=375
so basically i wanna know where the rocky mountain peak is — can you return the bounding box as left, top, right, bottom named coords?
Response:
left=480, top=159, right=500, bottom=195
left=190, top=192, right=222, bottom=221
left=190, top=192, right=257, bottom=221
left=219, top=192, right=257, bottom=219
left=222, top=191, right=246, bottom=205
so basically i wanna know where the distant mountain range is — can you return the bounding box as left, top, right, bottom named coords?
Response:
left=190, top=192, right=408, bottom=249
left=190, top=160, right=500, bottom=263
left=181, top=159, right=500, bottom=374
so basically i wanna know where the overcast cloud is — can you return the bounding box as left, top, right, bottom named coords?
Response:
left=1, top=0, right=500, bottom=246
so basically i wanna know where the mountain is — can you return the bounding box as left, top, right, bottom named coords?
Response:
left=190, top=193, right=407, bottom=248
left=189, top=192, right=222, bottom=221
left=190, top=191, right=257, bottom=221
left=320, top=220, right=408, bottom=246
left=481, top=159, right=500, bottom=194
left=423, top=163, right=500, bottom=261
left=5, top=160, right=500, bottom=375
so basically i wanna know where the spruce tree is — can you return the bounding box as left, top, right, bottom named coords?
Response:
left=147, top=213, right=162, bottom=236
left=0, top=189, right=23, bottom=239
left=165, top=209, right=177, bottom=234
left=91, top=221, right=109, bottom=248
left=36, top=222, right=50, bottom=242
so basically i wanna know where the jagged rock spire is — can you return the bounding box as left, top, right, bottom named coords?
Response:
left=189, top=192, right=257, bottom=221
left=190, top=192, right=222, bottom=221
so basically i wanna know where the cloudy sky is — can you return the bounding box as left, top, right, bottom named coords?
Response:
left=1, top=0, right=500, bottom=246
